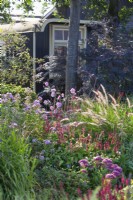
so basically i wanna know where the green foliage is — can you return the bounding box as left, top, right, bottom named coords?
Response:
left=1, top=88, right=133, bottom=199
left=0, top=130, right=37, bottom=200
left=119, top=6, right=133, bottom=22
left=0, top=32, right=33, bottom=87
left=0, top=0, right=34, bottom=23
left=83, top=0, right=108, bottom=20
left=0, top=83, right=36, bottom=102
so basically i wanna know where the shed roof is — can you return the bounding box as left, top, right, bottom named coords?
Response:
left=0, top=4, right=103, bottom=33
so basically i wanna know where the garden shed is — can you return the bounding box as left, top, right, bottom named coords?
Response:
left=0, top=4, right=103, bottom=59
left=0, top=4, right=104, bottom=92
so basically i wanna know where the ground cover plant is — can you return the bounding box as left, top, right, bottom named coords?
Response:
left=0, top=84, right=133, bottom=199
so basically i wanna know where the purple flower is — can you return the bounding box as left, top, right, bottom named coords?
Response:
left=54, top=109, right=58, bottom=114
left=51, top=88, right=56, bottom=93
left=57, top=95, right=61, bottom=100
left=79, top=159, right=89, bottom=167
left=51, top=92, right=56, bottom=97
left=70, top=88, right=76, bottom=95
left=43, top=140, right=51, bottom=145
left=50, top=106, right=54, bottom=111
left=7, top=93, right=14, bottom=100
left=32, top=100, right=40, bottom=107
left=32, top=138, right=38, bottom=143
left=39, top=155, right=45, bottom=160
left=93, top=156, right=103, bottom=162
left=105, top=173, right=116, bottom=179
left=43, top=100, right=49, bottom=105
left=44, top=82, right=49, bottom=87
left=42, top=114, right=48, bottom=120
left=0, top=98, right=2, bottom=104
left=114, top=166, right=122, bottom=173
left=38, top=96, right=43, bottom=102
left=102, top=158, right=113, bottom=166
left=113, top=170, right=121, bottom=177
left=107, top=164, right=118, bottom=170
left=61, top=93, right=64, bottom=98
left=56, top=102, right=62, bottom=108
left=24, top=105, right=31, bottom=111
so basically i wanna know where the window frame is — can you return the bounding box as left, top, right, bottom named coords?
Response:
left=49, top=24, right=87, bottom=56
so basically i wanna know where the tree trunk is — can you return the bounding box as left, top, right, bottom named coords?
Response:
left=108, top=0, right=119, bottom=17
left=65, top=0, right=80, bottom=95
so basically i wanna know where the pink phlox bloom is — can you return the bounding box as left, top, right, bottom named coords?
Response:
left=105, top=173, right=116, bottom=179
left=50, top=106, right=54, bottom=111
left=44, top=82, right=49, bottom=87
left=57, top=95, right=61, bottom=100
left=51, top=92, right=56, bottom=97
left=102, top=158, right=113, bottom=166
left=38, top=96, right=43, bottom=102
left=43, top=100, right=49, bottom=105
left=56, top=102, right=62, bottom=108
left=112, top=170, right=121, bottom=177
left=79, top=159, right=89, bottom=167
left=70, top=88, right=76, bottom=95
left=51, top=88, right=56, bottom=92
left=61, top=93, right=64, bottom=98
left=93, top=156, right=103, bottom=162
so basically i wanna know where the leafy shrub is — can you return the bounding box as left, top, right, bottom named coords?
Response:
left=0, top=130, right=36, bottom=199
left=0, top=83, right=36, bottom=102
left=79, top=24, right=133, bottom=96
left=1, top=89, right=133, bottom=199
left=0, top=32, right=33, bottom=87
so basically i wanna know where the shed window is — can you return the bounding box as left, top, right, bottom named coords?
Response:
left=50, top=25, right=86, bottom=56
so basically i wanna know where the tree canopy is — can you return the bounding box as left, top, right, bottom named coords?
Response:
left=0, top=0, right=133, bottom=23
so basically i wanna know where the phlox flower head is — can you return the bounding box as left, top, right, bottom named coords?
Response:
left=113, top=170, right=121, bottom=177
left=93, top=156, right=103, bottom=162
left=114, top=166, right=122, bottom=173
left=102, top=158, right=113, bottom=166
left=44, top=82, right=49, bottom=87
left=105, top=173, right=116, bottom=179
left=51, top=88, right=56, bottom=93
left=50, top=106, right=54, bottom=111
left=42, top=114, right=48, bottom=120
left=57, top=95, right=61, bottom=100
left=79, top=159, right=89, bottom=168
left=32, top=138, right=38, bottom=143
left=51, top=92, right=56, bottom=97
left=43, top=100, right=50, bottom=105
left=24, top=105, right=31, bottom=111
left=38, top=96, right=43, bottom=102
left=70, top=88, right=76, bottom=95
left=32, top=100, right=40, bottom=107
left=0, top=98, right=2, bottom=104
left=61, top=93, right=64, bottom=98
left=43, top=140, right=51, bottom=145
left=7, top=93, right=14, bottom=100
left=56, top=102, right=62, bottom=108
